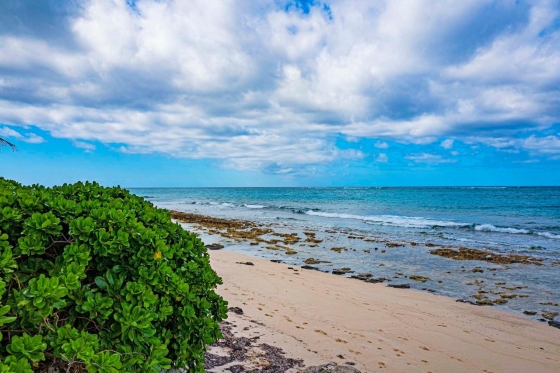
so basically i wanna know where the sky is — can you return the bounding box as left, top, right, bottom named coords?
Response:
left=1, top=0, right=560, bottom=187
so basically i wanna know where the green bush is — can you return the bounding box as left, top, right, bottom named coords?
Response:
left=0, top=178, right=227, bottom=372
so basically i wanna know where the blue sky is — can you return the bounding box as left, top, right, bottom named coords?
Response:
left=1, top=0, right=560, bottom=187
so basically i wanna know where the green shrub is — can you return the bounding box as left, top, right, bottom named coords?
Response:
left=0, top=178, right=227, bottom=372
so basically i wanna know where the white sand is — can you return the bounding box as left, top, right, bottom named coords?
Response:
left=210, top=249, right=560, bottom=373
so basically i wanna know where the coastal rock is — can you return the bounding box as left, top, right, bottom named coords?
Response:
left=270, top=259, right=283, bottom=263
left=301, top=265, right=320, bottom=271
left=304, top=363, right=361, bottom=373
left=332, top=268, right=354, bottom=275
left=549, top=320, right=560, bottom=329
left=330, top=247, right=347, bottom=253
left=542, top=311, right=558, bottom=320
left=523, top=310, right=537, bottom=315
left=409, top=275, right=430, bottom=283
left=475, top=299, right=494, bottom=306
left=429, top=247, right=543, bottom=265
left=236, top=261, right=254, bottom=266
left=205, top=243, right=224, bottom=250
left=350, top=274, right=373, bottom=281
left=304, top=258, right=331, bottom=265
left=366, top=277, right=389, bottom=283
left=456, top=299, right=476, bottom=305
left=387, top=284, right=410, bottom=289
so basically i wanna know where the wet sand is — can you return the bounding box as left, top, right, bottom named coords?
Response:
left=209, top=249, right=560, bottom=373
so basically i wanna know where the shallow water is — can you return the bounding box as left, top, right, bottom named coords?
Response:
left=131, top=187, right=560, bottom=321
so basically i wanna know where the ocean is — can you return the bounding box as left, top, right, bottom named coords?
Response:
left=131, top=187, right=560, bottom=319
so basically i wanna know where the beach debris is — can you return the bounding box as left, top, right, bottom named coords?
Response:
left=429, top=247, right=544, bottom=265
left=549, top=320, right=560, bottom=329
left=304, top=363, right=361, bottom=372
left=204, top=322, right=304, bottom=372
left=205, top=243, right=224, bottom=250
left=387, top=284, right=411, bottom=289
left=236, top=261, right=254, bottom=266
left=229, top=307, right=244, bottom=315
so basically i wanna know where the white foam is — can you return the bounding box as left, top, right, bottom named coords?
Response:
left=221, top=203, right=235, bottom=207
left=244, top=204, right=266, bottom=209
left=474, top=224, right=530, bottom=234
left=536, top=231, right=560, bottom=239
left=304, top=210, right=469, bottom=229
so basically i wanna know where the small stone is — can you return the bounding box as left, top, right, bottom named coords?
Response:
left=523, top=310, right=537, bottom=316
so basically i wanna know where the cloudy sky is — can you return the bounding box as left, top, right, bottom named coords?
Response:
left=1, top=0, right=560, bottom=186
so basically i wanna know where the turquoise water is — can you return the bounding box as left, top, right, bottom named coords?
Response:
left=132, top=187, right=560, bottom=258
left=131, top=187, right=560, bottom=318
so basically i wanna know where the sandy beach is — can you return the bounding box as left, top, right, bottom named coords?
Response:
left=207, top=249, right=560, bottom=373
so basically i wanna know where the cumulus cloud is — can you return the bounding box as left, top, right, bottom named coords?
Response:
left=0, top=0, right=559, bottom=171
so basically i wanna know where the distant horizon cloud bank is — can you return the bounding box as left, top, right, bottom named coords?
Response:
left=1, top=0, right=560, bottom=178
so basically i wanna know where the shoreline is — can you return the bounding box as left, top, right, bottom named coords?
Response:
left=170, top=210, right=560, bottom=324
left=208, top=249, right=560, bottom=372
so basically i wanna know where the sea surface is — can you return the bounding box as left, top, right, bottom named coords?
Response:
left=131, top=187, right=560, bottom=320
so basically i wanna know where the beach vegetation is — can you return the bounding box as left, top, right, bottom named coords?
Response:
left=0, top=178, right=227, bottom=372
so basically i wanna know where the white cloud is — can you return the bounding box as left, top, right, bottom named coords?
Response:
left=405, top=153, right=456, bottom=164
left=0, top=0, right=559, bottom=171
left=440, top=139, right=454, bottom=149
left=375, top=153, right=388, bottom=163
left=74, top=141, right=96, bottom=151
left=0, top=126, right=44, bottom=144
left=374, top=140, right=389, bottom=149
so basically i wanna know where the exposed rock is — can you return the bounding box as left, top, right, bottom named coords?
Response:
left=270, top=259, right=283, bottom=263
left=304, top=258, right=331, bottom=265
left=429, top=247, right=543, bottom=265
left=523, top=311, right=537, bottom=315
left=386, top=242, right=404, bottom=248
left=331, top=247, right=347, bottom=253
left=332, top=268, right=354, bottom=275
left=475, top=299, right=494, bottom=306
left=409, top=275, right=430, bottom=283
left=366, top=277, right=389, bottom=283
left=456, top=299, right=476, bottom=305
left=542, top=311, right=558, bottom=320
left=301, top=265, right=320, bottom=271
left=549, top=320, right=560, bottom=329
left=205, top=243, right=224, bottom=250
left=236, top=262, right=254, bottom=266
left=387, top=284, right=410, bottom=289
